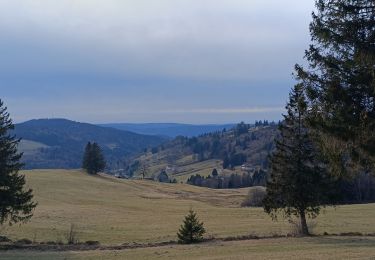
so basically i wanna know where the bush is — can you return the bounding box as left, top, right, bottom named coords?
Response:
left=15, top=238, right=33, bottom=245
left=85, top=240, right=100, bottom=246
left=0, top=236, right=11, bottom=243
left=241, top=187, right=266, bottom=207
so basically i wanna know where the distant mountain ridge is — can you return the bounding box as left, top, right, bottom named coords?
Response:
left=13, top=119, right=167, bottom=170
left=99, top=123, right=235, bottom=138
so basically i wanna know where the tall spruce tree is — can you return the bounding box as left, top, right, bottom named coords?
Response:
left=263, top=85, right=337, bottom=236
left=295, top=0, right=375, bottom=173
left=0, top=99, right=37, bottom=226
left=177, top=209, right=205, bottom=244
left=82, top=142, right=106, bottom=175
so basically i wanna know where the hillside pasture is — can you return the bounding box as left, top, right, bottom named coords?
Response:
left=2, top=170, right=375, bottom=259
left=2, top=237, right=375, bottom=259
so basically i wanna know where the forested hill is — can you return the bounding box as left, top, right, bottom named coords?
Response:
left=130, top=122, right=278, bottom=179
left=13, top=119, right=167, bottom=170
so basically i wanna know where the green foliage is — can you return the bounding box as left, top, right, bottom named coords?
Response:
left=263, top=85, right=338, bottom=235
left=223, top=152, right=247, bottom=169
left=0, top=99, right=37, bottom=226
left=157, top=170, right=169, bottom=183
left=82, top=142, right=106, bottom=174
left=82, top=142, right=92, bottom=170
left=295, top=0, right=375, bottom=173
left=234, top=122, right=250, bottom=136
left=177, top=209, right=206, bottom=244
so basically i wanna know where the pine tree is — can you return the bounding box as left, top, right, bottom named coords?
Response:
left=82, top=142, right=92, bottom=170
left=91, top=142, right=106, bottom=174
left=177, top=209, right=206, bottom=244
left=211, top=168, right=218, bottom=177
left=263, top=85, right=338, bottom=236
left=295, top=0, right=375, bottom=173
left=82, top=142, right=106, bottom=175
left=0, top=99, right=37, bottom=226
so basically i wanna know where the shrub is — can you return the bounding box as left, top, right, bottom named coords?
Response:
left=0, top=236, right=11, bottom=243
left=15, top=238, right=33, bottom=245
left=85, top=240, right=100, bottom=246
left=241, top=187, right=266, bottom=207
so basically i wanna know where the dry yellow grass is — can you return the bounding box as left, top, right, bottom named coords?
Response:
left=2, top=237, right=375, bottom=260
left=2, top=169, right=375, bottom=259
left=173, top=159, right=223, bottom=182
left=3, top=169, right=257, bottom=244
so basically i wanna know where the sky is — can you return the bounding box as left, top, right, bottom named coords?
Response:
left=0, top=0, right=315, bottom=124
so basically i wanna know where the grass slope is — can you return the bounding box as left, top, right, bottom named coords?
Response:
left=3, top=237, right=375, bottom=260
left=2, top=170, right=375, bottom=259
left=0, top=170, right=375, bottom=259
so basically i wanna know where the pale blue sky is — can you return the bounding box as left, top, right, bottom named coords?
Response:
left=0, top=0, right=315, bottom=124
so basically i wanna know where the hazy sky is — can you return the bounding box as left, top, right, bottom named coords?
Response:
left=0, top=0, right=315, bottom=124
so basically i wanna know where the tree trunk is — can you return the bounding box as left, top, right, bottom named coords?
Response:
left=300, top=211, right=309, bottom=236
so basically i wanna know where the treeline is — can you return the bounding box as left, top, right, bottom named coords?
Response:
left=187, top=169, right=266, bottom=189
left=338, top=173, right=375, bottom=204
left=185, top=167, right=375, bottom=204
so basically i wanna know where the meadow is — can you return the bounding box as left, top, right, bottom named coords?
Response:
left=2, top=170, right=375, bottom=259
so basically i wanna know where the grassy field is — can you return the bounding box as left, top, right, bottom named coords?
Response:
left=2, top=169, right=375, bottom=259
left=2, top=237, right=375, bottom=259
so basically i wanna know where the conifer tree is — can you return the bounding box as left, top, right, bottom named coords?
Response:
left=0, top=99, right=37, bottom=226
left=296, top=0, right=375, bottom=173
left=263, top=85, right=338, bottom=236
left=211, top=168, right=218, bottom=177
left=177, top=209, right=205, bottom=244
left=82, top=142, right=106, bottom=174
left=82, top=142, right=92, bottom=170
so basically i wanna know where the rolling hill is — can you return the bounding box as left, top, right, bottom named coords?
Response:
left=99, top=123, right=235, bottom=138
left=13, top=119, right=167, bottom=170
left=129, top=122, right=278, bottom=182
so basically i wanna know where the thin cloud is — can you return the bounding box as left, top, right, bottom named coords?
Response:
left=0, top=0, right=313, bottom=123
